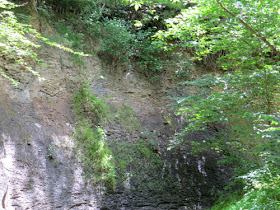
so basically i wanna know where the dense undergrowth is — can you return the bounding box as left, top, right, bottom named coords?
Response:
left=36, top=0, right=188, bottom=79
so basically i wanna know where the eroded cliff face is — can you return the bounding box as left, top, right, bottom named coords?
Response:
left=0, top=47, right=101, bottom=209
left=0, top=27, right=232, bottom=209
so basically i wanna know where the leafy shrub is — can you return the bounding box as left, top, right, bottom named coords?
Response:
left=213, top=164, right=280, bottom=210
left=97, top=19, right=135, bottom=64
left=133, top=30, right=163, bottom=71
left=53, top=22, right=85, bottom=50
left=74, top=1, right=179, bottom=74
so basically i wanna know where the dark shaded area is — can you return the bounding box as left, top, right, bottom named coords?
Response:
left=0, top=93, right=233, bottom=209
left=100, top=149, right=232, bottom=209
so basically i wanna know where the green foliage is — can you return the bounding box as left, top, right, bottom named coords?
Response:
left=154, top=0, right=280, bottom=66
left=0, top=0, right=86, bottom=85
left=169, top=69, right=280, bottom=207
left=40, top=0, right=189, bottom=72
left=152, top=0, right=280, bottom=208
left=0, top=2, right=41, bottom=85
left=213, top=165, right=280, bottom=210
left=54, top=22, right=85, bottom=50
left=44, top=14, right=86, bottom=56
left=98, top=19, right=135, bottom=63
left=73, top=83, right=109, bottom=124
left=133, top=30, right=171, bottom=73
left=80, top=15, right=163, bottom=72
left=171, top=69, right=279, bottom=140
left=124, top=0, right=189, bottom=11
left=51, top=0, right=183, bottom=76
left=74, top=120, right=116, bottom=190
left=88, top=19, right=174, bottom=75
left=44, top=18, right=87, bottom=65
left=37, top=4, right=55, bottom=20
left=72, top=83, right=116, bottom=190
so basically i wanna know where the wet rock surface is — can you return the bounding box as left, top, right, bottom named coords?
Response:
left=0, top=47, right=232, bottom=209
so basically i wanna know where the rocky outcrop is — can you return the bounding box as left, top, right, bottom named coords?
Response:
left=0, top=33, right=232, bottom=209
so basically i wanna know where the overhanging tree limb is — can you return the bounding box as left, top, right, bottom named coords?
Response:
left=216, top=0, right=280, bottom=56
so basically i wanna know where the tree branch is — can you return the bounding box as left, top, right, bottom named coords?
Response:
left=2, top=186, right=8, bottom=209
left=216, top=0, right=280, bottom=56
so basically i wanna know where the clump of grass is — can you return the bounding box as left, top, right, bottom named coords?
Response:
left=73, top=83, right=109, bottom=124
left=72, top=83, right=116, bottom=190
left=74, top=120, right=116, bottom=190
